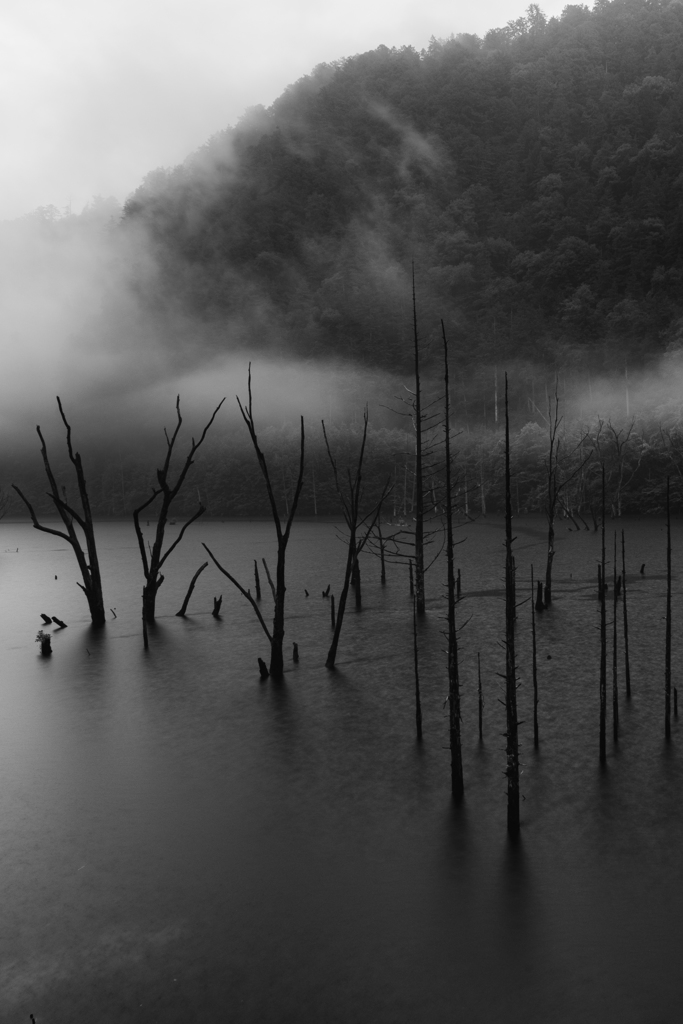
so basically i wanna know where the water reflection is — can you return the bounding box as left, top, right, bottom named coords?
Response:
left=1, top=517, right=683, bottom=1021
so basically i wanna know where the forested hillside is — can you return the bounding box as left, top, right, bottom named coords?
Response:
left=123, top=0, right=683, bottom=375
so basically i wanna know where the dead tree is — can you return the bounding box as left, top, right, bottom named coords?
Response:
left=543, top=385, right=591, bottom=607
left=442, top=322, right=463, bottom=802
left=322, top=408, right=387, bottom=669
left=478, top=652, right=483, bottom=742
left=176, top=562, right=208, bottom=617
left=612, top=531, right=619, bottom=742
left=504, top=375, right=520, bottom=837
left=666, top=476, right=672, bottom=740
left=622, top=530, right=631, bottom=699
left=13, top=397, right=106, bottom=626
left=411, top=266, right=426, bottom=614
left=531, top=566, right=539, bottom=748
left=133, top=396, right=225, bottom=623
left=204, top=367, right=305, bottom=679
left=412, top=587, right=423, bottom=741
left=599, top=465, right=607, bottom=765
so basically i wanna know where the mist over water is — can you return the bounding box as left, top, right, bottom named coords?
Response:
left=4, top=196, right=683, bottom=467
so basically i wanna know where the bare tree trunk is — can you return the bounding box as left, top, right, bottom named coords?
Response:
left=622, top=530, right=631, bottom=699
left=666, top=477, right=672, bottom=740
left=532, top=566, right=539, bottom=748
left=323, top=409, right=387, bottom=669
left=176, top=561, right=208, bottom=616
left=134, top=396, right=224, bottom=623
left=600, top=465, right=607, bottom=765
left=412, top=268, right=425, bottom=614
left=504, top=374, right=520, bottom=837
left=478, top=652, right=483, bottom=742
left=442, top=322, right=463, bottom=802
left=612, top=531, right=619, bottom=742
left=378, top=522, right=387, bottom=585
left=413, top=588, right=422, bottom=741
left=203, top=369, right=303, bottom=680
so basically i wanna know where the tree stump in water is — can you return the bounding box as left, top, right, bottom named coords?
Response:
left=51, top=617, right=67, bottom=629
left=212, top=596, right=223, bottom=618
left=535, top=581, right=544, bottom=612
left=257, top=657, right=269, bottom=679
left=40, top=613, right=52, bottom=625
left=292, top=642, right=299, bottom=663
left=36, top=631, right=52, bottom=656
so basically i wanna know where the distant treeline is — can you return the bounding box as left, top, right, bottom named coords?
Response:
left=121, top=0, right=683, bottom=377
left=4, top=415, right=683, bottom=521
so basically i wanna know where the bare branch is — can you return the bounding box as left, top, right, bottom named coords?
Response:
left=202, top=543, right=272, bottom=643
left=261, top=558, right=277, bottom=601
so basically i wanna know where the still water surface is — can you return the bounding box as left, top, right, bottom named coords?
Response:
left=1, top=516, right=682, bottom=1022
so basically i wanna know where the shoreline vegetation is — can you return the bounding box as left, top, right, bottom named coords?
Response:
left=4, top=412, right=683, bottom=520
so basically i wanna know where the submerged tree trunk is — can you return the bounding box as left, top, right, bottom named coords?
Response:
left=666, top=477, right=672, bottom=740
left=412, top=588, right=422, bottom=741
left=531, top=566, right=539, bottom=749
left=323, top=409, right=386, bottom=669
left=478, top=652, right=483, bottom=743
left=504, top=375, right=520, bottom=837
left=204, top=368, right=304, bottom=680
left=412, top=267, right=425, bottom=614
left=13, top=397, right=106, bottom=626
left=176, top=561, right=208, bottom=617
left=622, top=530, right=631, bottom=699
left=134, top=396, right=225, bottom=624
left=442, top=322, right=463, bottom=802
left=600, top=466, right=607, bottom=765
left=612, top=531, right=619, bottom=742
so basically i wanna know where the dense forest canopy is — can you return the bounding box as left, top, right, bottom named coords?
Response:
left=122, top=0, right=683, bottom=376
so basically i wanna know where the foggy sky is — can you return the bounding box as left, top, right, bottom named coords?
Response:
left=2, top=0, right=571, bottom=220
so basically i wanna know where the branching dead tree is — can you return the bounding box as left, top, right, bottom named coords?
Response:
left=204, top=367, right=305, bottom=679
left=13, top=397, right=106, bottom=626
left=592, top=418, right=644, bottom=517
left=322, top=408, right=388, bottom=669
left=133, top=395, right=225, bottom=624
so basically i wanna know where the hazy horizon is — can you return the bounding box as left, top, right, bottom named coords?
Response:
left=3, top=0, right=571, bottom=221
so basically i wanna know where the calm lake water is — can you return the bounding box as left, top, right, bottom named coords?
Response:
left=1, top=515, right=682, bottom=1023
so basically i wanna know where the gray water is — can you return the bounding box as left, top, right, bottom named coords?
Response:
left=1, top=516, right=682, bottom=1023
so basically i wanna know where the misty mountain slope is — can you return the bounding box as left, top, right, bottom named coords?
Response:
left=123, top=0, right=683, bottom=373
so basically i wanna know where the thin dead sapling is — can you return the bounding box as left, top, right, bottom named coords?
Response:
left=176, top=562, right=209, bottom=617
left=504, top=374, right=521, bottom=837
left=612, top=531, right=619, bottom=741
left=622, top=530, right=631, bottom=698
left=442, top=321, right=463, bottom=802
left=599, top=465, right=607, bottom=765
left=204, top=367, right=304, bottom=679
left=666, top=476, right=672, bottom=740
left=322, top=408, right=387, bottom=669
